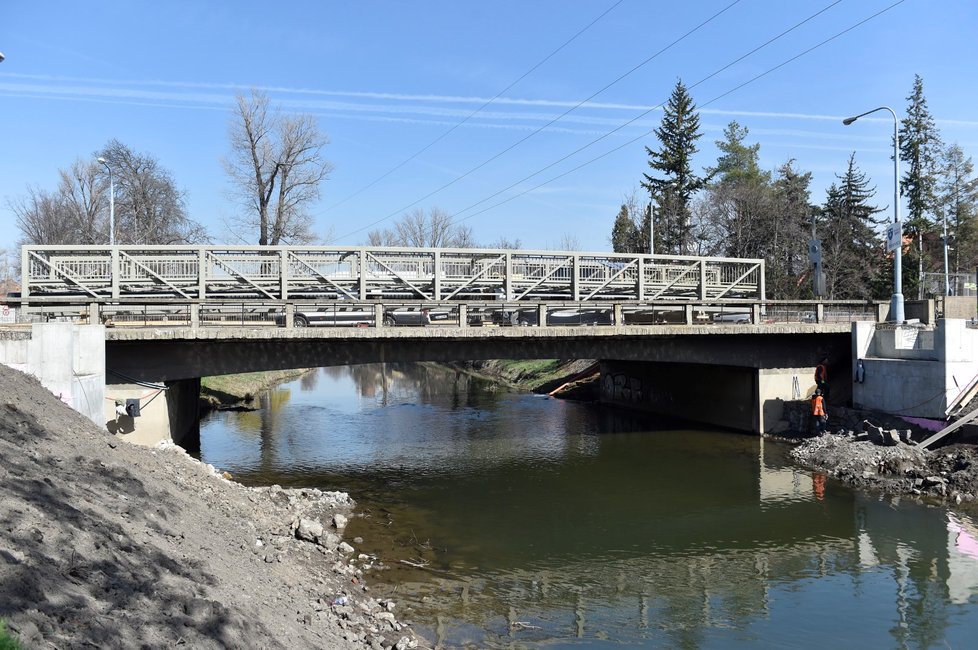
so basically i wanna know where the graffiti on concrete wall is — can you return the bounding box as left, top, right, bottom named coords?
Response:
left=601, top=372, right=644, bottom=404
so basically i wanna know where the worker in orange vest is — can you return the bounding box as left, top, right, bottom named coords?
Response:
left=814, top=356, right=829, bottom=403
left=810, top=388, right=827, bottom=434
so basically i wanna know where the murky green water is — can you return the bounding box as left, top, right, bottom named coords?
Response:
left=200, top=364, right=978, bottom=648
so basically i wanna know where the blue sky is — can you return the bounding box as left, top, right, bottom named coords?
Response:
left=1, top=0, right=977, bottom=254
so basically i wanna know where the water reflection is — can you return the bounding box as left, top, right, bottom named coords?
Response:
left=200, top=364, right=978, bottom=648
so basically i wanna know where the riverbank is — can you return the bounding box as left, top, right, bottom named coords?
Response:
left=200, top=368, right=312, bottom=411
left=0, top=363, right=422, bottom=650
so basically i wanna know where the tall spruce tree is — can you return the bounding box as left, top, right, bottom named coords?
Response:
left=611, top=203, right=640, bottom=253
left=820, top=153, right=883, bottom=299
left=641, top=80, right=707, bottom=255
left=938, top=144, right=978, bottom=279
left=899, top=74, right=944, bottom=297
left=770, top=160, right=815, bottom=299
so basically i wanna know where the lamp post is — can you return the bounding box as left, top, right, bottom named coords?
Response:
left=843, top=106, right=903, bottom=323
left=97, top=157, right=115, bottom=246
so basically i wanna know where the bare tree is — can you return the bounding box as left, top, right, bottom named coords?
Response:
left=367, top=207, right=473, bottom=248
left=224, top=90, right=334, bottom=245
left=10, top=160, right=107, bottom=245
left=96, top=140, right=207, bottom=245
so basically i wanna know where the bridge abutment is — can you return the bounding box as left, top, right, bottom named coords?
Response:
left=599, top=360, right=827, bottom=434
left=104, top=377, right=201, bottom=448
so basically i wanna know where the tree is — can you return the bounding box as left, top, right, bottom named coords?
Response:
left=819, top=153, right=883, bottom=299
left=899, top=75, right=944, bottom=298
left=367, top=207, right=473, bottom=248
left=641, top=79, right=708, bottom=254
left=769, top=160, right=816, bottom=299
left=96, top=140, right=207, bottom=245
left=610, top=190, right=647, bottom=253
left=936, top=143, right=978, bottom=280
left=224, top=89, right=334, bottom=245
left=11, top=144, right=204, bottom=247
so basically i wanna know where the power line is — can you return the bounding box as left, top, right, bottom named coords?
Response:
left=445, top=0, right=843, bottom=223
left=335, top=0, right=743, bottom=242
left=450, top=0, right=908, bottom=227
left=321, top=0, right=625, bottom=215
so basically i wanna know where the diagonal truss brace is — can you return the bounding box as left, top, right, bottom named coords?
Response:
left=209, top=254, right=277, bottom=300
left=709, top=263, right=761, bottom=300
left=365, top=252, right=432, bottom=299
left=289, top=252, right=358, bottom=300
left=443, top=254, right=507, bottom=300
left=582, top=258, right=638, bottom=301
left=515, top=257, right=573, bottom=300
left=120, top=252, right=193, bottom=299
left=29, top=251, right=101, bottom=298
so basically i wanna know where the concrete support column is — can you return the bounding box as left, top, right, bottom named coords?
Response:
left=751, top=304, right=761, bottom=325
left=374, top=303, right=384, bottom=328
left=816, top=303, right=825, bottom=324
left=88, top=302, right=100, bottom=325
left=285, top=303, right=295, bottom=328
left=684, top=304, right=694, bottom=325
left=458, top=304, right=468, bottom=328
left=190, top=303, right=200, bottom=329
left=614, top=303, right=623, bottom=327
left=537, top=304, right=548, bottom=327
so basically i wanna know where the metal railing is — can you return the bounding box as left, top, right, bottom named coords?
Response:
left=21, top=245, right=765, bottom=303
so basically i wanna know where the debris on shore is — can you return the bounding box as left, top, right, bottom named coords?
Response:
left=0, top=363, right=424, bottom=650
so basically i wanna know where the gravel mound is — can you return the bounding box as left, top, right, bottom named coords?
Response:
left=0, top=363, right=423, bottom=649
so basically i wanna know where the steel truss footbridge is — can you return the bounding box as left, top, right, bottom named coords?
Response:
left=21, top=245, right=764, bottom=303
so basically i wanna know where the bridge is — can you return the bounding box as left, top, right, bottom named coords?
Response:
left=3, top=245, right=882, bottom=447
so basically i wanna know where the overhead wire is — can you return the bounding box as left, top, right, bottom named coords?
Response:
left=319, top=0, right=626, bottom=216
left=444, top=0, right=844, bottom=223
left=448, top=0, right=908, bottom=227
left=334, top=0, right=744, bottom=242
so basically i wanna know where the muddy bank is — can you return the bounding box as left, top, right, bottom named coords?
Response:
left=451, top=359, right=599, bottom=398
left=0, top=364, right=422, bottom=650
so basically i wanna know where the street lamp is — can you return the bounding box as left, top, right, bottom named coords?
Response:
left=97, top=157, right=115, bottom=246
left=843, top=106, right=903, bottom=323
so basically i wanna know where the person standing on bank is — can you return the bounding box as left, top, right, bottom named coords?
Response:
left=814, top=356, right=829, bottom=403
left=810, top=389, right=827, bottom=434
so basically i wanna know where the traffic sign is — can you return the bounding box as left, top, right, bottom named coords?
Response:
left=886, top=221, right=903, bottom=252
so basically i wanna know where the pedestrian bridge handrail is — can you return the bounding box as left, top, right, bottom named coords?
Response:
left=21, top=245, right=765, bottom=303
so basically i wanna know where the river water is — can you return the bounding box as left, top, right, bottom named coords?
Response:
left=199, top=363, right=978, bottom=648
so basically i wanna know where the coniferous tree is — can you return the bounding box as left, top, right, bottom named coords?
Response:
left=937, top=144, right=978, bottom=282
left=899, top=74, right=944, bottom=297
left=770, top=160, right=816, bottom=299
left=820, top=153, right=884, bottom=299
left=641, top=80, right=707, bottom=255
left=611, top=203, right=640, bottom=253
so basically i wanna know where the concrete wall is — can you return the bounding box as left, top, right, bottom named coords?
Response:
left=941, top=296, right=978, bottom=320
left=0, top=323, right=105, bottom=425
left=853, top=319, right=978, bottom=419
left=104, top=377, right=200, bottom=448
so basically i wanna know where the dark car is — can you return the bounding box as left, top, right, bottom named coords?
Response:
left=383, top=307, right=453, bottom=327
left=488, top=307, right=613, bottom=326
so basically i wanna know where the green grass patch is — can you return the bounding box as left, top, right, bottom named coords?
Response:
left=0, top=620, right=22, bottom=650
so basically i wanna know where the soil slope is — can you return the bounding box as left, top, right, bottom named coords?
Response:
left=0, top=364, right=420, bottom=650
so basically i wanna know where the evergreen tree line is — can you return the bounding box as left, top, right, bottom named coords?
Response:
left=613, top=75, right=978, bottom=300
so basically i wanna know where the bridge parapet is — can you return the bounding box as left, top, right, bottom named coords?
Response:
left=21, top=245, right=765, bottom=303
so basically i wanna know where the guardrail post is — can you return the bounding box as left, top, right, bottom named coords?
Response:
left=751, top=304, right=761, bottom=324
left=699, top=260, right=707, bottom=300
left=637, top=257, right=646, bottom=300
left=374, top=303, right=384, bottom=328
left=614, top=303, right=623, bottom=326
left=285, top=303, right=295, bottom=329
left=280, top=249, right=288, bottom=300
left=684, top=304, right=694, bottom=325
left=111, top=248, right=120, bottom=300
left=198, top=248, right=207, bottom=299
left=816, top=303, right=825, bottom=324
left=459, top=304, right=467, bottom=328
left=434, top=250, right=441, bottom=300
left=359, top=249, right=368, bottom=300
left=88, top=302, right=100, bottom=325
left=537, top=304, right=547, bottom=327
left=190, top=303, right=200, bottom=329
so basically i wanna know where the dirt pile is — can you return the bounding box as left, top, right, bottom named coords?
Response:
left=791, top=433, right=978, bottom=503
left=0, top=364, right=423, bottom=650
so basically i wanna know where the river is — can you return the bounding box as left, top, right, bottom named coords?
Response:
left=199, top=363, right=978, bottom=648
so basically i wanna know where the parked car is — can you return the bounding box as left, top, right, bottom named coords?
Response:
left=487, top=307, right=613, bottom=326
left=272, top=305, right=373, bottom=327
left=712, top=310, right=752, bottom=324
left=383, top=307, right=453, bottom=327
